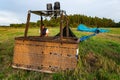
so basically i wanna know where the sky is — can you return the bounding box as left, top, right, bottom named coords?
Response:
left=0, top=0, right=120, bottom=26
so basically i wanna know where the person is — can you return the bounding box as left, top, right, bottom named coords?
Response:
left=40, top=24, right=49, bottom=37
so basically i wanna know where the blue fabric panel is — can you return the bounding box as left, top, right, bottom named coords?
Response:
left=79, top=33, right=96, bottom=42
left=77, top=24, right=109, bottom=33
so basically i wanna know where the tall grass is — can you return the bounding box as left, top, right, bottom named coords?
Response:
left=0, top=27, right=120, bottom=80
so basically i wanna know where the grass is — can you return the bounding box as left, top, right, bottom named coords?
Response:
left=0, top=27, right=120, bottom=80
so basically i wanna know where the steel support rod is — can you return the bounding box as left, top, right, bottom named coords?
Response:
left=24, top=11, right=31, bottom=38
left=66, top=19, right=69, bottom=37
left=64, top=11, right=69, bottom=37
left=40, top=16, right=43, bottom=36
left=60, top=11, right=63, bottom=40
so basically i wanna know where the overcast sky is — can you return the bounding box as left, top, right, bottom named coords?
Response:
left=0, top=0, right=120, bottom=25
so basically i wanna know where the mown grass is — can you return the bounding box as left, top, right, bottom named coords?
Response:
left=0, top=27, right=120, bottom=80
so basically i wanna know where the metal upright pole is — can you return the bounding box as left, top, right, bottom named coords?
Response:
left=66, top=19, right=69, bottom=37
left=40, top=16, right=43, bottom=36
left=64, top=11, right=69, bottom=37
left=60, top=11, right=63, bottom=40
left=24, top=10, right=31, bottom=38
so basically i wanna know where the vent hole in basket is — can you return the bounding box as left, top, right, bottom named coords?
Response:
left=50, top=52, right=52, bottom=55
left=67, top=54, right=71, bottom=57
left=49, top=65, right=51, bottom=67
left=42, top=51, right=44, bottom=54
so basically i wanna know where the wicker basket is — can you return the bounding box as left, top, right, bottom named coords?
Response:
left=12, top=36, right=78, bottom=73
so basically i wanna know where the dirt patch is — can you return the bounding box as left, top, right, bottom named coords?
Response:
left=83, top=53, right=101, bottom=72
left=85, top=53, right=98, bottom=66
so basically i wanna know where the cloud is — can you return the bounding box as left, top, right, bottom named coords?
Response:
left=0, top=11, right=22, bottom=25
left=0, top=0, right=120, bottom=26
left=61, top=0, right=120, bottom=22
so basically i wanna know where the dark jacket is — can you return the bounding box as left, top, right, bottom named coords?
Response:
left=42, top=28, right=47, bottom=35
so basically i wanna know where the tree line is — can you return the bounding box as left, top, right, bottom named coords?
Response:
left=9, top=14, right=120, bottom=28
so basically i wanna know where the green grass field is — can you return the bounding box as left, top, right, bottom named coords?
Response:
left=0, top=27, right=120, bottom=80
